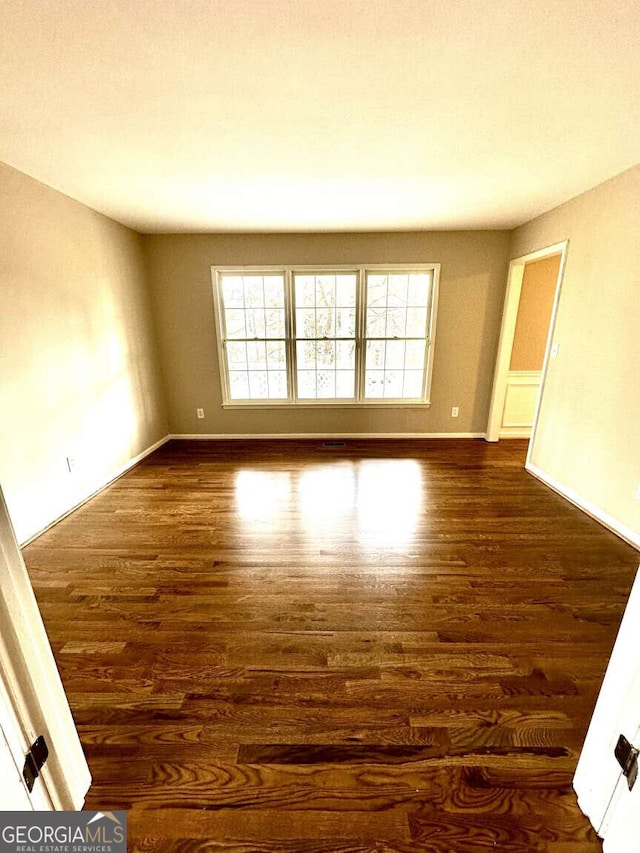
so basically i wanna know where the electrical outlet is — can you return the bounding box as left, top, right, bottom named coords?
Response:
left=550, top=342, right=560, bottom=358
left=196, top=408, right=205, bottom=419
left=451, top=406, right=459, bottom=418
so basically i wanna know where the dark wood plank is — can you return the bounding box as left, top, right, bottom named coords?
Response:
left=23, top=438, right=639, bottom=851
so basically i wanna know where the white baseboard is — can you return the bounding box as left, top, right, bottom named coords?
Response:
left=170, top=432, right=486, bottom=440
left=527, top=462, right=640, bottom=550
left=20, top=435, right=171, bottom=547
left=499, top=429, right=531, bottom=439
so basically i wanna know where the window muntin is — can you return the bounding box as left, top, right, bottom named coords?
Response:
left=364, top=272, right=432, bottom=400
left=214, top=265, right=438, bottom=406
left=294, top=272, right=357, bottom=400
left=219, top=273, right=288, bottom=400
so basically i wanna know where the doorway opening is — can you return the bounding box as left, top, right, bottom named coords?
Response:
left=486, top=241, right=568, bottom=456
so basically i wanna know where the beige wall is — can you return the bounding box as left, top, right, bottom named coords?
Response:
left=0, top=162, right=168, bottom=543
left=144, top=231, right=511, bottom=436
left=510, top=253, right=560, bottom=371
left=2, top=155, right=637, bottom=546
left=510, top=165, right=640, bottom=543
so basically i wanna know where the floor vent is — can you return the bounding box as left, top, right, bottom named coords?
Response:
left=322, top=440, right=346, bottom=447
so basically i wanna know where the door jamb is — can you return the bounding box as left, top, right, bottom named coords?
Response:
left=486, top=241, right=569, bottom=444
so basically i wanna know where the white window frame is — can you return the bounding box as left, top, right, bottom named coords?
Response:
left=211, top=264, right=440, bottom=408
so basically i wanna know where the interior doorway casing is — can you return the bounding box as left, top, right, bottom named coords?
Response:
left=486, top=241, right=569, bottom=456
left=0, top=486, right=91, bottom=809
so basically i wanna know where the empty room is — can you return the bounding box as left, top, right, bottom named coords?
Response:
left=1, top=1, right=640, bottom=850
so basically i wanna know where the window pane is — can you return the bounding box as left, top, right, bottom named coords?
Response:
left=315, top=275, right=335, bottom=307
left=384, top=370, right=404, bottom=397
left=297, top=370, right=316, bottom=399
left=366, top=308, right=386, bottom=337
left=297, top=276, right=316, bottom=307
left=365, top=270, right=431, bottom=347
left=316, top=340, right=335, bottom=369
left=367, top=275, right=387, bottom=308
left=408, top=273, right=430, bottom=305
left=365, top=371, right=384, bottom=398
left=227, top=341, right=247, bottom=370
left=221, top=274, right=288, bottom=311
left=295, top=341, right=355, bottom=400
left=229, top=371, right=249, bottom=399
left=296, top=340, right=315, bottom=370
left=366, top=340, right=385, bottom=370
left=365, top=340, right=426, bottom=400
left=265, top=308, right=285, bottom=338
left=267, top=371, right=288, bottom=399
left=315, top=308, right=335, bottom=338
left=294, top=272, right=357, bottom=338
left=336, top=370, right=355, bottom=397
left=246, top=341, right=267, bottom=370
left=244, top=277, right=264, bottom=307
left=296, top=309, right=316, bottom=338
left=222, top=277, right=244, bottom=308
left=403, top=370, right=424, bottom=397
left=266, top=341, right=286, bottom=369
left=388, top=274, right=408, bottom=307
left=222, top=274, right=286, bottom=340
left=386, top=308, right=406, bottom=337
left=406, top=306, right=427, bottom=337
left=336, top=340, right=355, bottom=369
left=336, top=307, right=356, bottom=337
left=405, top=340, right=426, bottom=369
left=316, top=370, right=336, bottom=398
left=248, top=371, right=269, bottom=399
left=336, top=275, right=356, bottom=307
left=264, top=276, right=285, bottom=307
left=246, top=308, right=266, bottom=339
left=385, top=339, right=405, bottom=369
left=224, top=308, right=247, bottom=339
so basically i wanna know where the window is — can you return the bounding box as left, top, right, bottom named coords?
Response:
left=212, top=265, right=439, bottom=406
left=294, top=272, right=357, bottom=400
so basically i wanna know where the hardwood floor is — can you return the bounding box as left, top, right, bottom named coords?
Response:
left=23, top=439, right=639, bottom=852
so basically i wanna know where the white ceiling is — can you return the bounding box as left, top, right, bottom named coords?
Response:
left=1, top=0, right=639, bottom=233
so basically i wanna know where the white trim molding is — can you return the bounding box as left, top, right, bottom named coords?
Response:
left=211, top=263, right=440, bottom=408
left=527, top=462, right=640, bottom=550
left=171, top=432, right=486, bottom=440
left=1, top=488, right=91, bottom=809
left=487, top=241, right=568, bottom=443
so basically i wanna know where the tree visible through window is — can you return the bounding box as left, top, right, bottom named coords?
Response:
left=365, top=272, right=432, bottom=399
left=220, top=273, right=288, bottom=400
left=294, top=272, right=357, bottom=399
left=213, top=265, right=438, bottom=405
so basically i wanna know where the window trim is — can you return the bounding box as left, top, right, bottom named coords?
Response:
left=211, top=264, right=440, bottom=408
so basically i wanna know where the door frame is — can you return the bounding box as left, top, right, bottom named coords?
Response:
left=0, top=663, right=52, bottom=809
left=0, top=485, right=91, bottom=809
left=486, top=240, right=569, bottom=444
left=574, top=564, right=640, bottom=837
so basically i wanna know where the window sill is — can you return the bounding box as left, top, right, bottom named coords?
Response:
left=221, top=401, right=432, bottom=410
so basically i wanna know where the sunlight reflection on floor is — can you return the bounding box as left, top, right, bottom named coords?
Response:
left=234, top=458, right=423, bottom=551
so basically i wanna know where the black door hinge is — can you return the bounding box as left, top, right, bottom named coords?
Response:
left=615, top=734, right=639, bottom=792
left=22, top=735, right=49, bottom=793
